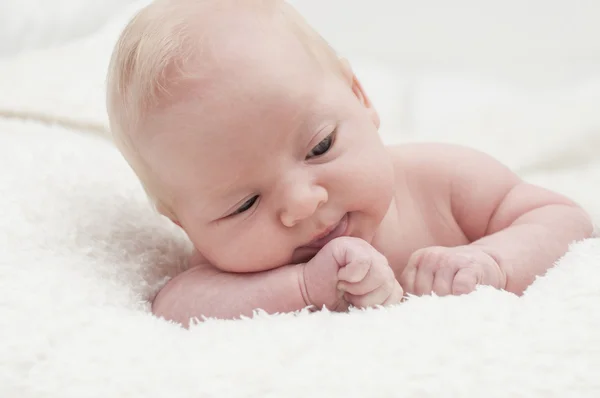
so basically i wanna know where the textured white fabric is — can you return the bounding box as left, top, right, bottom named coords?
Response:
left=1, top=1, right=600, bottom=397
left=0, top=0, right=149, bottom=130
left=1, top=119, right=600, bottom=397
left=0, top=0, right=140, bottom=57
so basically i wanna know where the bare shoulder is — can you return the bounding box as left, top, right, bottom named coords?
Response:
left=386, top=142, right=526, bottom=241
left=386, top=143, right=466, bottom=195
left=386, top=142, right=520, bottom=192
left=386, top=142, right=515, bottom=176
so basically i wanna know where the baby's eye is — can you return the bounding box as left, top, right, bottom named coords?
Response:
left=306, top=132, right=335, bottom=159
left=231, top=195, right=259, bottom=216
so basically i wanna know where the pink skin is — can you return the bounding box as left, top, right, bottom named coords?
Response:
left=401, top=246, right=505, bottom=297
left=302, top=237, right=404, bottom=312
left=140, top=20, right=593, bottom=326
left=139, top=47, right=393, bottom=276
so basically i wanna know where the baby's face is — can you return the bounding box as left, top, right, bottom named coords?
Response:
left=140, top=31, right=395, bottom=272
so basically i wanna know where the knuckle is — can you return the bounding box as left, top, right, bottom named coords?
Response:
left=411, top=247, right=442, bottom=268
left=354, top=255, right=372, bottom=269
left=374, top=264, right=390, bottom=280
left=328, top=236, right=356, bottom=252
left=419, top=254, right=441, bottom=272
left=336, top=236, right=365, bottom=248
left=409, top=248, right=427, bottom=263
left=328, top=237, right=349, bottom=253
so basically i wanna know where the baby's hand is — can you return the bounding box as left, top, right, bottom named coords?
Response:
left=400, top=245, right=506, bottom=296
left=304, top=237, right=403, bottom=310
left=334, top=237, right=403, bottom=308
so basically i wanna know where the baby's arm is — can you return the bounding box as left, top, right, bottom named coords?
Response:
left=152, top=262, right=313, bottom=326
left=152, top=237, right=402, bottom=326
left=412, top=143, right=593, bottom=295
left=465, top=180, right=592, bottom=294
left=152, top=240, right=344, bottom=326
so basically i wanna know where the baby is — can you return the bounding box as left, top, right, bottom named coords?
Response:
left=106, top=0, right=593, bottom=326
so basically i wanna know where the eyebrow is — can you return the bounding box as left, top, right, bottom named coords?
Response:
left=208, top=173, right=248, bottom=204
left=207, top=107, right=333, bottom=210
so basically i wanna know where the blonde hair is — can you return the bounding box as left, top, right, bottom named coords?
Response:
left=106, top=0, right=339, bottom=218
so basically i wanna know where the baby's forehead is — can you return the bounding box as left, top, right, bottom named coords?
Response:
left=157, top=56, right=331, bottom=135
left=144, top=75, right=334, bottom=172
left=152, top=27, right=317, bottom=117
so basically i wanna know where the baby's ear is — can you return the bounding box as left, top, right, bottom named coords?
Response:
left=339, top=58, right=380, bottom=129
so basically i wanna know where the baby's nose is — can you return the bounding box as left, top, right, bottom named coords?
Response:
left=279, top=184, right=328, bottom=227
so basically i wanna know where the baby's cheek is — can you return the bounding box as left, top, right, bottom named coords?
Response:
left=206, top=231, right=293, bottom=273
left=351, top=150, right=394, bottom=209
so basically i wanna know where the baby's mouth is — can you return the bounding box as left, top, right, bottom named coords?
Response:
left=302, top=213, right=349, bottom=249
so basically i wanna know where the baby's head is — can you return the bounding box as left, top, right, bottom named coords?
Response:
left=107, top=0, right=395, bottom=272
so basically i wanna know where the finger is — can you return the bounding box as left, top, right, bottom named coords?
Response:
left=399, top=249, right=425, bottom=295
left=432, top=266, right=457, bottom=296
left=337, top=255, right=371, bottom=284
left=383, top=281, right=404, bottom=305
left=452, top=268, right=479, bottom=295
left=338, top=260, right=393, bottom=296
left=482, top=254, right=506, bottom=289
left=344, top=281, right=394, bottom=308
left=414, top=258, right=439, bottom=296
left=398, top=267, right=416, bottom=295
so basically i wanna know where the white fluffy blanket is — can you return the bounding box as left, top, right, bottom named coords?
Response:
left=2, top=2, right=600, bottom=397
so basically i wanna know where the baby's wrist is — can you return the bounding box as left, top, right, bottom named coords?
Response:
left=302, top=255, right=345, bottom=311
left=296, top=263, right=312, bottom=307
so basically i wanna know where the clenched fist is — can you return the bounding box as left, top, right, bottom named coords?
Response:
left=400, top=245, right=506, bottom=296
left=302, top=237, right=403, bottom=311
